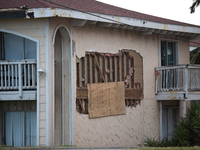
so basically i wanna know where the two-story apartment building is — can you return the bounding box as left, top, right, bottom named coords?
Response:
left=0, top=0, right=200, bottom=147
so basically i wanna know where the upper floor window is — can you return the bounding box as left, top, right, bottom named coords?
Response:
left=161, top=41, right=177, bottom=66
left=0, top=32, right=36, bottom=60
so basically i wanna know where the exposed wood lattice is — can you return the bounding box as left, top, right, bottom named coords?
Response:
left=76, top=50, right=143, bottom=114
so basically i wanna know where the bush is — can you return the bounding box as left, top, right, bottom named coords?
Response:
left=143, top=101, right=200, bottom=147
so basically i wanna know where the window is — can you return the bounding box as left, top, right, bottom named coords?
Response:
left=161, top=41, right=177, bottom=66
left=0, top=33, right=36, bottom=60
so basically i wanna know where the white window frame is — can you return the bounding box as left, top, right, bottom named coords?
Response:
left=158, top=38, right=179, bottom=66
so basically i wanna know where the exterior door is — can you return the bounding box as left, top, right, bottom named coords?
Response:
left=161, top=41, right=177, bottom=66
left=54, top=31, right=62, bottom=145
left=162, top=108, right=179, bottom=139
left=4, top=111, right=36, bottom=146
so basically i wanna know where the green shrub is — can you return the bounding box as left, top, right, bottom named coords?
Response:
left=142, top=101, right=200, bottom=147
left=143, top=137, right=173, bottom=147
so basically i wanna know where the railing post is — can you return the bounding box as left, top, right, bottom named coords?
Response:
left=184, top=65, right=188, bottom=99
left=18, top=64, right=23, bottom=99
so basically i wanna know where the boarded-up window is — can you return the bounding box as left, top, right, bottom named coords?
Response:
left=76, top=50, right=143, bottom=116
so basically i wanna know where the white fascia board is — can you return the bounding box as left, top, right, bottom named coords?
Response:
left=27, top=8, right=200, bottom=34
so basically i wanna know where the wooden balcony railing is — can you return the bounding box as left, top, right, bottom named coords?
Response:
left=0, top=60, right=37, bottom=98
left=155, top=64, right=200, bottom=99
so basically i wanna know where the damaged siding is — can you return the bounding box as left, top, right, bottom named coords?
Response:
left=76, top=50, right=143, bottom=115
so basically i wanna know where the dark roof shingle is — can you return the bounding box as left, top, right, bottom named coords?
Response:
left=0, top=0, right=199, bottom=27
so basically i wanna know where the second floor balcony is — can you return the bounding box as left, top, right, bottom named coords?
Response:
left=155, top=64, right=200, bottom=101
left=0, top=59, right=37, bottom=100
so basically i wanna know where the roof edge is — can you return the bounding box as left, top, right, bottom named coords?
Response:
left=26, top=8, right=200, bottom=35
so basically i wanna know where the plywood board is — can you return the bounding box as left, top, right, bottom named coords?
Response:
left=88, top=82, right=125, bottom=118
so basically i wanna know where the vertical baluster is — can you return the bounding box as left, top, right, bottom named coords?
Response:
left=173, top=69, right=175, bottom=91
left=28, top=64, right=30, bottom=87
left=184, top=66, right=188, bottom=98
left=24, top=64, right=26, bottom=88
left=177, top=68, right=179, bottom=90
left=15, top=64, right=18, bottom=89
left=18, top=64, right=23, bottom=98
left=163, top=70, right=165, bottom=91
left=8, top=65, right=10, bottom=88
left=181, top=68, right=183, bottom=90
left=12, top=65, right=14, bottom=89
left=32, top=64, right=35, bottom=87
left=170, top=69, right=173, bottom=90
left=0, top=65, right=2, bottom=88
left=160, top=70, right=162, bottom=92
left=4, top=65, right=7, bottom=89
left=166, top=69, right=168, bottom=91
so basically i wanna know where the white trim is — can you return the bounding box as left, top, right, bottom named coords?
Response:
left=0, top=28, right=39, bottom=43
left=36, top=39, right=40, bottom=146
left=45, top=18, right=50, bottom=146
left=69, top=22, right=74, bottom=146
left=27, top=8, right=200, bottom=34
left=0, top=91, right=36, bottom=100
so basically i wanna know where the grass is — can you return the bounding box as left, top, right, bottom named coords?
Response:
left=140, top=147, right=200, bottom=150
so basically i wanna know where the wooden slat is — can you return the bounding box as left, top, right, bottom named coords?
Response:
left=92, top=55, right=95, bottom=83
left=122, top=52, right=124, bottom=81
left=107, top=56, right=110, bottom=82
left=82, top=57, right=85, bottom=87
left=117, top=56, right=120, bottom=81
left=77, top=63, right=80, bottom=87
left=126, top=53, right=129, bottom=78
left=131, top=57, right=134, bottom=88
left=87, top=54, right=90, bottom=84
left=94, top=54, right=105, bottom=83
left=77, top=87, right=142, bottom=100
left=112, top=56, right=115, bottom=82
left=103, top=56, right=105, bottom=82
left=97, top=54, right=100, bottom=83
left=125, top=89, right=142, bottom=99
left=78, top=99, right=84, bottom=113
left=76, top=87, right=88, bottom=99
left=88, top=82, right=125, bottom=118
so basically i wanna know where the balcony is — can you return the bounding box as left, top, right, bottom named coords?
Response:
left=155, top=64, right=200, bottom=101
left=0, top=60, right=37, bottom=100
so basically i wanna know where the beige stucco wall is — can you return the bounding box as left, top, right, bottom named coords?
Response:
left=0, top=18, right=47, bottom=146
left=72, top=24, right=190, bottom=147
left=72, top=25, right=160, bottom=147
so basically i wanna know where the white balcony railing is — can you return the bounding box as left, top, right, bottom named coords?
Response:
left=0, top=60, right=37, bottom=98
left=155, top=64, right=200, bottom=97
